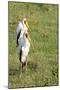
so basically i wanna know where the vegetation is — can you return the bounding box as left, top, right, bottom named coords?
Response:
left=8, top=2, right=58, bottom=88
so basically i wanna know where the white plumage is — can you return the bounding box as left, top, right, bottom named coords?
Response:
left=16, top=18, right=30, bottom=70
left=18, top=31, right=30, bottom=63
left=21, top=37, right=30, bottom=63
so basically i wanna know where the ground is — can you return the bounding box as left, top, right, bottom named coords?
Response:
left=8, top=2, right=58, bottom=88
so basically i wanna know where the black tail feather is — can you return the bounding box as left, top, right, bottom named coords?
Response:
left=19, top=49, right=22, bottom=62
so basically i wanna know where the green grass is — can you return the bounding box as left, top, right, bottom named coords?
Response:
left=8, top=2, right=58, bottom=88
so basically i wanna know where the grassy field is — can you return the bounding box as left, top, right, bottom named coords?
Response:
left=8, top=2, right=58, bottom=88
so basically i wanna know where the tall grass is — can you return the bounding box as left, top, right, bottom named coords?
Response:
left=8, top=2, right=58, bottom=88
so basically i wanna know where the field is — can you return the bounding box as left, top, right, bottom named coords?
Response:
left=8, top=2, right=58, bottom=88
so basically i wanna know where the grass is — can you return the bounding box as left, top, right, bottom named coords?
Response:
left=8, top=2, right=58, bottom=88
